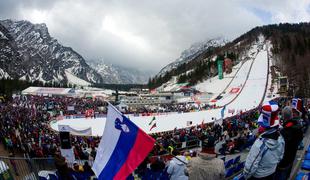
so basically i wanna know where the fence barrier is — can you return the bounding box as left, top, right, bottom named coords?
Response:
left=0, top=139, right=201, bottom=179
left=0, top=156, right=95, bottom=180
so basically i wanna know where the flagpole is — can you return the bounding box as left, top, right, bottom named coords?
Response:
left=105, top=101, right=187, bottom=165
left=154, top=142, right=188, bottom=165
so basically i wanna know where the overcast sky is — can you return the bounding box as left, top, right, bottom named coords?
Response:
left=0, top=0, right=310, bottom=72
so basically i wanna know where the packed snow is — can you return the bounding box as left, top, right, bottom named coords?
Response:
left=195, top=61, right=243, bottom=95
left=65, top=71, right=91, bottom=86
left=224, top=46, right=268, bottom=113
left=51, top=36, right=273, bottom=136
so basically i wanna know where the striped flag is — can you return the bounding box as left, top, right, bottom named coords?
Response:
left=92, top=103, right=155, bottom=179
left=149, top=116, right=156, bottom=126
left=150, top=123, right=157, bottom=131
left=292, top=98, right=302, bottom=113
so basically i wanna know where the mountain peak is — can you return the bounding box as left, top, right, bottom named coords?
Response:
left=157, top=37, right=227, bottom=77
left=0, top=19, right=103, bottom=85
left=88, top=59, right=152, bottom=84
left=0, top=19, right=152, bottom=85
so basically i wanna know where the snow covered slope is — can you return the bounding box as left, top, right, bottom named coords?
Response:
left=157, top=37, right=227, bottom=77
left=88, top=60, right=152, bottom=84
left=224, top=42, right=268, bottom=112
left=214, top=36, right=265, bottom=106
left=0, top=19, right=104, bottom=85
left=52, top=36, right=273, bottom=135
left=0, top=19, right=152, bottom=85
left=65, top=71, right=91, bottom=86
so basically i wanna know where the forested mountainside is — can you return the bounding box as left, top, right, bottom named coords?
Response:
left=149, top=23, right=310, bottom=97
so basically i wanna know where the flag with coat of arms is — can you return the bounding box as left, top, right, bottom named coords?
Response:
left=92, top=103, right=155, bottom=180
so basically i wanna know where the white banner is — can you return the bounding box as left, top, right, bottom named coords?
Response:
left=58, top=125, right=92, bottom=136
left=67, top=106, right=75, bottom=111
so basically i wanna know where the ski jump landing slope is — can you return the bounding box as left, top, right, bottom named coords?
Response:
left=51, top=38, right=271, bottom=136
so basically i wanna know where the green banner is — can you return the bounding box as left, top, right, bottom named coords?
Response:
left=217, top=59, right=223, bottom=80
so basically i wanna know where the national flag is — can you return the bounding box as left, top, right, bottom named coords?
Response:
left=149, top=116, right=156, bottom=126
left=92, top=103, right=155, bottom=180
left=150, top=123, right=157, bottom=131
left=292, top=98, right=302, bottom=113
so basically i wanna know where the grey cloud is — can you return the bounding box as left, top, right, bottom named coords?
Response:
left=0, top=0, right=309, bottom=71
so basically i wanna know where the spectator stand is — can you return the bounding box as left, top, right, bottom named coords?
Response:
left=290, top=120, right=310, bottom=180
left=221, top=155, right=245, bottom=179
left=293, top=144, right=310, bottom=180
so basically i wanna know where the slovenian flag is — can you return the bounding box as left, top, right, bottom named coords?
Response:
left=92, top=103, right=155, bottom=180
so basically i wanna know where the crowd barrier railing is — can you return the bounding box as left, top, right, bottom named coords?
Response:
left=150, top=139, right=201, bottom=163
left=0, top=155, right=96, bottom=180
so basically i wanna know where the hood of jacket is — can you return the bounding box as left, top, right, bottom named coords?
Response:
left=261, top=130, right=282, bottom=150
left=264, top=138, right=282, bottom=150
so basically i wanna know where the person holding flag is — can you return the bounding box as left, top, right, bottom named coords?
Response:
left=92, top=103, right=155, bottom=180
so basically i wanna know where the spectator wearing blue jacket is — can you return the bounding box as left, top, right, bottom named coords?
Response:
left=167, top=149, right=188, bottom=180
left=243, top=101, right=285, bottom=180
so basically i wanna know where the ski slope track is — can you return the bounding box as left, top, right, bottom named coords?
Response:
left=214, top=53, right=257, bottom=107
left=51, top=37, right=271, bottom=136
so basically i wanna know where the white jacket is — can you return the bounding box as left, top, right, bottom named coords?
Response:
left=167, top=156, right=188, bottom=180
left=244, top=131, right=285, bottom=179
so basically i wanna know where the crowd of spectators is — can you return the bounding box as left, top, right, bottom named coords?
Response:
left=2, top=94, right=306, bottom=179
left=137, top=97, right=310, bottom=180
left=150, top=107, right=259, bottom=157
left=0, top=94, right=264, bottom=163
left=126, top=103, right=215, bottom=115
left=0, top=95, right=103, bottom=160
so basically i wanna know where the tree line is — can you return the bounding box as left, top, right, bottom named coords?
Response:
left=148, top=22, right=310, bottom=97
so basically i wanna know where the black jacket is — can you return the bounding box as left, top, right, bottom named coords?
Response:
left=278, top=120, right=303, bottom=168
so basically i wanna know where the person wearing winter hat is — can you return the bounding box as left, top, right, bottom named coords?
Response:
left=274, top=106, right=303, bottom=180
left=243, top=101, right=285, bottom=180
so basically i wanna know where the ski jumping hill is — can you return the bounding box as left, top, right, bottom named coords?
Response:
left=51, top=35, right=278, bottom=135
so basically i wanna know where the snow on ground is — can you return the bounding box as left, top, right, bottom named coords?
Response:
left=264, top=41, right=280, bottom=102
left=158, top=77, right=186, bottom=92
left=0, top=31, right=8, bottom=40
left=0, top=68, right=10, bottom=79
left=195, top=62, right=242, bottom=95
left=51, top=110, right=222, bottom=136
left=225, top=45, right=268, bottom=114
left=51, top=36, right=270, bottom=136
left=215, top=59, right=253, bottom=106
left=65, top=71, right=91, bottom=86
